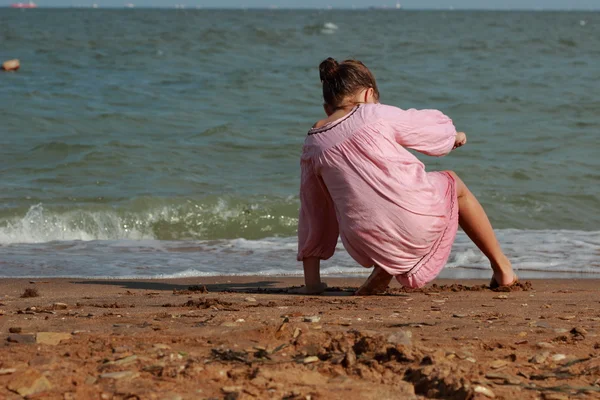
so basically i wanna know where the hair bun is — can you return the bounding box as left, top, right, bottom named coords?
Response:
left=319, top=57, right=339, bottom=82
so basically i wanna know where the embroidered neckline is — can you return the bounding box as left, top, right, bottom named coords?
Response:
left=307, top=104, right=361, bottom=136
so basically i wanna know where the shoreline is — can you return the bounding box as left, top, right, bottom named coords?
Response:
left=1, top=277, right=599, bottom=399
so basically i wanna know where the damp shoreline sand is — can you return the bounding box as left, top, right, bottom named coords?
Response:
left=1, top=277, right=599, bottom=399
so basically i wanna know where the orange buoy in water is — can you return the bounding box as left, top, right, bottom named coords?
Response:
left=2, top=59, right=20, bottom=71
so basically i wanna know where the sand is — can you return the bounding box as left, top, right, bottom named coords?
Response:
left=0, top=277, right=599, bottom=400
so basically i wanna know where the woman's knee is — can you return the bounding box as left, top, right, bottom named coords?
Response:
left=445, top=170, right=468, bottom=198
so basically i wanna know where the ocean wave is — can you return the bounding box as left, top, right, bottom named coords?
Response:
left=0, top=230, right=598, bottom=278
left=0, top=199, right=299, bottom=244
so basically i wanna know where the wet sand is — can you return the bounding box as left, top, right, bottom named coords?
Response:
left=0, top=277, right=599, bottom=399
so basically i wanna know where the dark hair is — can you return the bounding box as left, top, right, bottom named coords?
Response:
left=319, top=57, right=380, bottom=110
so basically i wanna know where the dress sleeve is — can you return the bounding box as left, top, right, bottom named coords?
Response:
left=382, top=105, right=457, bottom=157
left=297, top=159, right=339, bottom=261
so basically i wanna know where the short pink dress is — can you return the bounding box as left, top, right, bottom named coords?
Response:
left=297, top=103, right=459, bottom=288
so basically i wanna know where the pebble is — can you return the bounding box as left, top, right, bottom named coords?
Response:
left=244, top=297, right=257, bottom=303
left=235, top=319, right=245, bottom=323
left=0, top=368, right=16, bottom=375
left=493, top=295, right=508, bottom=300
left=387, top=330, right=412, bottom=346
left=529, top=351, right=550, bottom=364
left=53, top=302, right=68, bottom=310
left=0, top=309, right=5, bottom=315
left=2, top=59, right=20, bottom=71
left=36, top=332, right=72, bottom=346
left=490, top=360, right=508, bottom=369
left=304, top=316, right=321, bottom=323
left=551, top=354, right=566, bottom=362
left=542, top=393, right=569, bottom=400
left=221, top=386, right=242, bottom=394
left=558, top=315, right=575, bottom=320
left=293, top=328, right=301, bottom=338
left=452, top=314, right=468, bottom=318
left=7, top=369, right=52, bottom=396
left=536, top=342, right=554, bottom=349
left=221, top=322, right=237, bottom=327
left=7, top=334, right=36, bottom=344
left=9, top=327, right=22, bottom=333
left=303, top=356, right=319, bottom=364
left=99, top=370, right=139, bottom=380
left=473, top=385, right=495, bottom=398
left=571, top=326, right=587, bottom=335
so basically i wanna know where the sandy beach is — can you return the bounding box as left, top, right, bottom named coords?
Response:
left=0, top=277, right=599, bottom=399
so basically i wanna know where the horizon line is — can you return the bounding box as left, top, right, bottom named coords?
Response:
left=2, top=5, right=599, bottom=10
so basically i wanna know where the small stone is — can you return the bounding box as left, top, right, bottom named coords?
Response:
left=303, top=316, right=320, bottom=323
left=387, top=330, right=412, bottom=346
left=570, top=327, right=587, bottom=336
left=529, top=351, right=550, bottom=364
left=36, top=332, right=72, bottom=346
left=465, top=357, right=477, bottom=363
left=153, top=344, right=171, bottom=350
left=7, top=369, right=52, bottom=396
left=9, top=327, right=22, bottom=333
left=490, top=360, right=508, bottom=369
left=221, top=322, right=237, bottom=327
left=221, top=386, right=242, bottom=394
left=235, top=319, right=245, bottom=323
left=53, top=302, right=68, bottom=310
left=99, top=370, right=139, bottom=380
left=558, top=315, right=575, bottom=320
left=2, top=59, right=20, bottom=71
left=542, top=393, right=569, bottom=400
left=0, top=368, right=16, bottom=375
left=7, top=334, right=36, bottom=344
left=244, top=297, right=257, bottom=302
left=554, top=328, right=568, bottom=334
left=303, top=356, right=319, bottom=364
left=113, top=355, right=138, bottom=365
left=453, top=314, right=468, bottom=318
left=473, top=385, right=495, bottom=398
left=551, top=354, right=567, bottom=362
left=84, top=376, right=97, bottom=385
left=536, top=342, right=554, bottom=349
left=493, top=295, right=508, bottom=300
left=293, top=328, right=301, bottom=338
left=0, top=309, right=5, bottom=315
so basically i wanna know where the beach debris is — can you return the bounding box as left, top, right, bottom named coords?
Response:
left=570, top=326, right=587, bottom=339
left=387, top=331, right=412, bottom=346
left=20, top=288, right=39, bottom=298
left=99, top=370, right=140, bottom=380
left=303, top=356, right=319, bottom=364
left=221, top=386, right=242, bottom=394
left=36, top=332, right=72, bottom=346
left=7, top=334, right=36, bottom=344
left=52, top=302, right=68, bottom=310
left=490, top=359, right=509, bottom=369
left=304, top=316, right=321, bottom=323
left=542, top=393, right=569, bottom=400
left=8, top=327, right=22, bottom=333
left=558, top=315, right=576, bottom=320
left=1, top=59, right=20, bottom=71
left=473, top=385, right=496, bottom=398
left=7, top=369, right=52, bottom=396
left=0, top=368, right=16, bottom=375
left=536, top=342, right=554, bottom=349
left=529, top=351, right=550, bottom=364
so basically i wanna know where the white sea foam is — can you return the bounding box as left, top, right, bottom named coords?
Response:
left=0, top=230, right=598, bottom=279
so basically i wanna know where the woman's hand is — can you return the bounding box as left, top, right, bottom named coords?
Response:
left=453, top=132, right=467, bottom=149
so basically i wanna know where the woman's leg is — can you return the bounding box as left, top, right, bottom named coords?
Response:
left=355, top=265, right=393, bottom=295
left=447, top=171, right=516, bottom=285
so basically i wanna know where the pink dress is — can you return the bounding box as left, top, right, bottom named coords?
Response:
left=297, top=103, right=459, bottom=288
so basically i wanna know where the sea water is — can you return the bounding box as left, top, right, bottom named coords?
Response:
left=1, top=9, right=599, bottom=278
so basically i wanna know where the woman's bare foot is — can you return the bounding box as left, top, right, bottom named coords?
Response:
left=355, top=266, right=393, bottom=296
left=288, top=282, right=328, bottom=295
